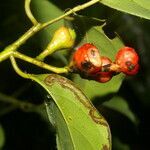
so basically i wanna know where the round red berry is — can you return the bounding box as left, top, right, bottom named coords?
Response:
left=95, top=56, right=113, bottom=83
left=115, top=47, right=139, bottom=75
left=73, top=43, right=101, bottom=74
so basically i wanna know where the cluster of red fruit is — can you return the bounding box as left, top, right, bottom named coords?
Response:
left=72, top=43, right=139, bottom=83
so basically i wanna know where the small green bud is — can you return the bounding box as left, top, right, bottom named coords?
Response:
left=47, top=26, right=76, bottom=51
left=37, top=26, right=76, bottom=60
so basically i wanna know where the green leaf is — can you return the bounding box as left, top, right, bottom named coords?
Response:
left=133, top=0, right=150, bottom=10
left=113, top=136, right=130, bottom=150
left=99, top=0, right=150, bottom=20
left=103, top=96, right=138, bottom=124
left=30, top=74, right=111, bottom=150
left=72, top=16, right=125, bottom=100
left=0, top=125, right=5, bottom=149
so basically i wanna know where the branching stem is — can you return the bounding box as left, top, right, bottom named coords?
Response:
left=10, top=55, right=30, bottom=79
left=0, top=0, right=99, bottom=74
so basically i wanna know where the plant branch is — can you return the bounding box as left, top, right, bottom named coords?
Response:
left=0, top=92, right=35, bottom=111
left=12, top=24, right=42, bottom=49
left=12, top=52, right=69, bottom=74
left=41, top=0, right=100, bottom=29
left=0, top=24, right=41, bottom=62
left=0, top=106, right=17, bottom=117
left=25, top=0, right=38, bottom=25
left=10, top=55, right=31, bottom=79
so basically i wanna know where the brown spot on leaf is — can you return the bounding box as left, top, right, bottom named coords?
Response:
left=44, top=74, right=110, bottom=130
left=89, top=109, right=108, bottom=126
left=45, top=75, right=105, bottom=120
left=44, top=74, right=91, bottom=108
left=102, top=144, right=109, bottom=150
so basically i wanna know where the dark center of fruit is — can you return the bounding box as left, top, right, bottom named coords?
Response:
left=126, top=61, right=135, bottom=71
left=81, top=60, right=92, bottom=70
left=102, top=64, right=111, bottom=72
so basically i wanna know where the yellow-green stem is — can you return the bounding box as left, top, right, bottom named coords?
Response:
left=13, top=24, right=42, bottom=48
left=42, top=0, right=100, bottom=28
left=13, top=51, right=69, bottom=74
left=10, top=55, right=30, bottom=79
left=36, top=48, right=55, bottom=61
left=0, top=24, right=42, bottom=62
left=25, top=0, right=38, bottom=25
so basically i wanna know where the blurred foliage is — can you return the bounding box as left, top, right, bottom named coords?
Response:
left=103, top=96, right=138, bottom=124
left=0, top=125, right=5, bottom=149
left=0, top=0, right=150, bottom=150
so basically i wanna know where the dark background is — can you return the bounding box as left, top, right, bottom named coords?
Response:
left=0, top=0, right=150, bottom=150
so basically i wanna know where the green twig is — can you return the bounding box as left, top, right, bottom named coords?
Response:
left=0, top=0, right=99, bottom=73
left=25, top=0, right=38, bottom=25
left=0, top=92, right=35, bottom=111
left=12, top=51, right=69, bottom=74
left=0, top=24, right=42, bottom=62
left=0, top=106, right=17, bottom=117
left=10, top=55, right=30, bottom=79
left=41, top=0, right=100, bottom=28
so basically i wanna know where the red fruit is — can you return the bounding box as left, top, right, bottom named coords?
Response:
left=101, top=56, right=112, bottom=72
left=96, top=56, right=113, bottom=83
left=96, top=72, right=112, bottom=83
left=73, top=43, right=101, bottom=74
left=115, top=47, right=139, bottom=75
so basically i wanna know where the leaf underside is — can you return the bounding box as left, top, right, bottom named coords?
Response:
left=100, top=0, right=150, bottom=20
